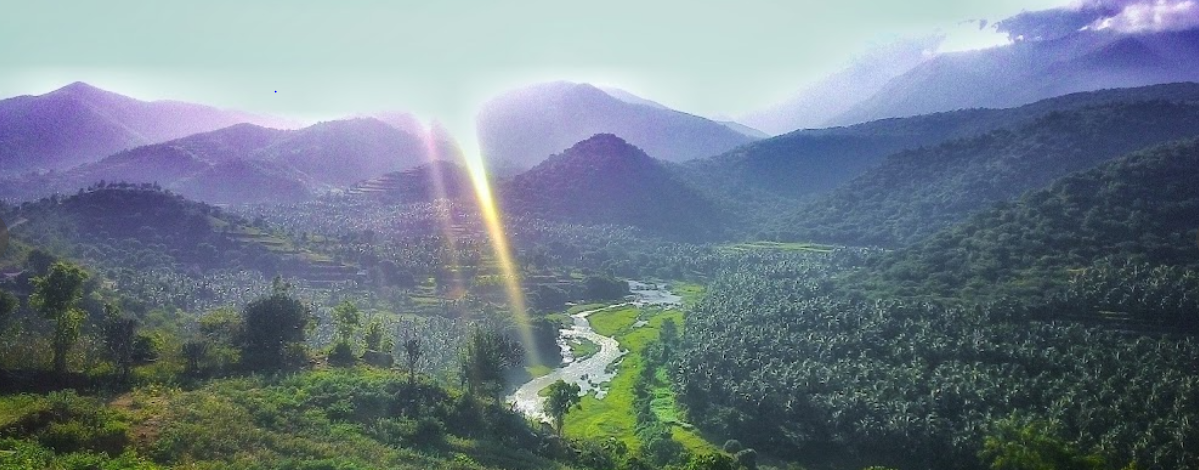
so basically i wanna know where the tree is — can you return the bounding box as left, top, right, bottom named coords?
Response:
left=364, top=319, right=387, bottom=352
left=0, top=290, right=17, bottom=322
left=332, top=301, right=361, bottom=346
left=101, top=304, right=137, bottom=383
left=733, top=448, right=757, bottom=470
left=583, top=275, right=629, bottom=301
left=979, top=417, right=1106, bottom=470
left=182, top=339, right=211, bottom=376
left=25, top=249, right=57, bottom=276
left=358, top=318, right=394, bottom=367
left=459, top=327, right=523, bottom=398
left=403, top=337, right=423, bottom=384
left=674, top=453, right=735, bottom=470
left=30, top=261, right=89, bottom=374
left=329, top=301, right=362, bottom=366
left=544, top=379, right=581, bottom=435
left=240, top=280, right=311, bottom=370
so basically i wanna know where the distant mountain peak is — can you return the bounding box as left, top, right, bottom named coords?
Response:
left=56, top=81, right=102, bottom=93
left=477, top=81, right=755, bottom=168
left=48, top=81, right=123, bottom=101
left=554, top=133, right=653, bottom=165
left=571, top=133, right=633, bottom=150
left=506, top=133, right=724, bottom=239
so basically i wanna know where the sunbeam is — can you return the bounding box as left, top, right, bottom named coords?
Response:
left=458, top=137, right=541, bottom=366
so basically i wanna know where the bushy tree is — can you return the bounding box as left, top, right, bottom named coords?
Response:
left=403, top=337, right=422, bottom=384
left=30, top=261, right=89, bottom=374
left=0, top=290, right=17, bottom=322
left=669, top=453, right=735, bottom=470
left=25, top=249, right=57, bottom=276
left=101, top=304, right=138, bottom=383
left=240, top=279, right=311, bottom=370
left=331, top=301, right=361, bottom=346
left=328, top=301, right=361, bottom=366
left=544, top=379, right=581, bottom=435
left=980, top=417, right=1106, bottom=470
left=459, top=327, right=523, bottom=398
left=583, top=275, right=629, bottom=301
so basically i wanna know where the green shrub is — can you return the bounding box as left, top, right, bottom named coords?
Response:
left=328, top=342, right=356, bottom=367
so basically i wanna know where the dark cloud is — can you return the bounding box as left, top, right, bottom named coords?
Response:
left=995, top=0, right=1199, bottom=41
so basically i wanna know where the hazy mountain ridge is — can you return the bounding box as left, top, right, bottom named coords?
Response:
left=831, top=28, right=1199, bottom=125
left=3, top=118, right=434, bottom=204
left=680, top=82, right=1199, bottom=212
left=476, top=82, right=757, bottom=169
left=739, top=36, right=938, bottom=134
left=0, top=82, right=295, bottom=174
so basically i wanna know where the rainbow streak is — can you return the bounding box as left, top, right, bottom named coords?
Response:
left=459, top=140, right=540, bottom=366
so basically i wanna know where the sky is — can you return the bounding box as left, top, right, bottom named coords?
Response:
left=2, top=0, right=1189, bottom=132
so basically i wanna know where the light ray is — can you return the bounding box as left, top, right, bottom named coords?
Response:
left=418, top=123, right=467, bottom=301
left=458, top=138, right=540, bottom=366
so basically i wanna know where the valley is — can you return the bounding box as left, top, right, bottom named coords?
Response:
left=4, top=3, right=1199, bottom=468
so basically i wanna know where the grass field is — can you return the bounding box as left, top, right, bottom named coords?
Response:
left=566, top=303, right=608, bottom=315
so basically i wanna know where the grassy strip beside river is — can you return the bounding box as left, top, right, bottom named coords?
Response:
left=562, top=283, right=717, bottom=456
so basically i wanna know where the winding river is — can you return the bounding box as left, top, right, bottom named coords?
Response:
left=506, top=281, right=681, bottom=421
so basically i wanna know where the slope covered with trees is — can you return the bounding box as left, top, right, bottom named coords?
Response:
left=504, top=134, right=728, bottom=241
left=782, top=101, right=1199, bottom=246
left=860, top=138, right=1199, bottom=318
left=675, top=251, right=1199, bottom=470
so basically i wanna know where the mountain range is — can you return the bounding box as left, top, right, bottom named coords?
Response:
left=743, top=26, right=1199, bottom=134
left=0, top=82, right=296, bottom=174
left=476, top=82, right=760, bottom=169
left=0, top=117, right=437, bottom=205
left=681, top=83, right=1199, bottom=210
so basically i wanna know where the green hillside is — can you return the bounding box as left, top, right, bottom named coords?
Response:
left=781, top=101, right=1199, bottom=246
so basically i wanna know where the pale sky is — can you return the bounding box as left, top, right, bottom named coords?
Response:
left=1, top=0, right=1071, bottom=130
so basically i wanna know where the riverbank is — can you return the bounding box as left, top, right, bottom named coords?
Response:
left=563, top=283, right=717, bottom=455
left=507, top=281, right=717, bottom=454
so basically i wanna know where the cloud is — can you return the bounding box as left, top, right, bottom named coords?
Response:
left=994, top=4, right=1119, bottom=41
left=1085, top=0, right=1199, bottom=33
left=936, top=20, right=1015, bottom=53
left=994, top=0, right=1199, bottom=41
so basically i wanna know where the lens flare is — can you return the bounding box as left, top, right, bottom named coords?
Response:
left=459, top=139, right=540, bottom=366
left=418, top=124, right=467, bottom=300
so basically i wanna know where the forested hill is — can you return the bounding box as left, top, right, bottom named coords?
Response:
left=865, top=138, right=1199, bottom=301
left=504, top=134, right=727, bottom=240
left=6, top=185, right=267, bottom=273
left=678, top=82, right=1199, bottom=211
left=780, top=100, right=1199, bottom=246
left=1, top=184, right=323, bottom=286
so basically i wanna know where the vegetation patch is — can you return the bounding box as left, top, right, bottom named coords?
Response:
left=721, top=240, right=835, bottom=253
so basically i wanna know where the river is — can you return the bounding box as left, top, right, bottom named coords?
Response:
left=506, top=281, right=681, bottom=421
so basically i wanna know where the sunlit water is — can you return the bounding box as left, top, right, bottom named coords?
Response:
left=506, top=281, right=681, bottom=421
